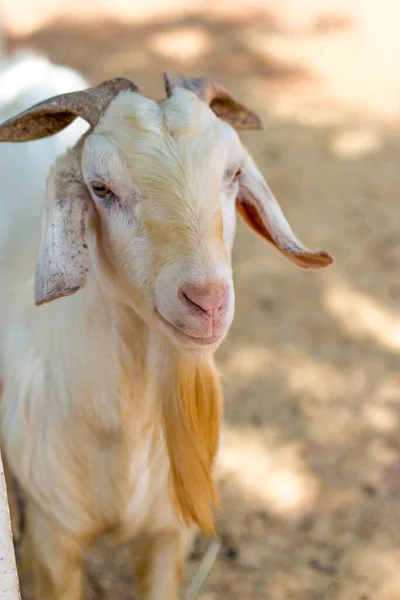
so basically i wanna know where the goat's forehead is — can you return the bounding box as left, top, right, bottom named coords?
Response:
left=95, top=89, right=240, bottom=153
left=84, top=89, right=243, bottom=204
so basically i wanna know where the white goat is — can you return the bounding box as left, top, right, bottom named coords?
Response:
left=0, top=60, right=334, bottom=599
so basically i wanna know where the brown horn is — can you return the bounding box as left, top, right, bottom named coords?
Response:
left=0, top=77, right=139, bottom=142
left=163, top=73, right=262, bottom=131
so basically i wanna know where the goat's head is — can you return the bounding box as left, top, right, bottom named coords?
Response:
left=0, top=74, right=334, bottom=354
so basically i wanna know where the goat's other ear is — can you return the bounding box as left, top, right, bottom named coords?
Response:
left=164, top=73, right=262, bottom=131
left=35, top=151, right=92, bottom=305
left=0, top=77, right=138, bottom=142
left=237, top=148, right=334, bottom=269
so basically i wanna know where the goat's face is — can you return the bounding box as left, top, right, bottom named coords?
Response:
left=0, top=75, right=334, bottom=354
left=81, top=90, right=240, bottom=350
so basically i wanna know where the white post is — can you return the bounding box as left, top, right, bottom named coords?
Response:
left=0, top=451, right=21, bottom=599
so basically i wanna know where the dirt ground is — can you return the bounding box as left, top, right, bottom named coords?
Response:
left=4, top=1, right=400, bottom=598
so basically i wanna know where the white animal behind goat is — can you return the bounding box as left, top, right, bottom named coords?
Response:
left=0, top=51, right=88, bottom=259
left=0, top=57, right=334, bottom=600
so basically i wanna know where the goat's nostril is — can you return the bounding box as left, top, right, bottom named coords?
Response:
left=181, top=281, right=228, bottom=315
left=182, top=291, right=202, bottom=311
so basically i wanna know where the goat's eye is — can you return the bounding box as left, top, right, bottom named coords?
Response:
left=233, top=168, right=242, bottom=183
left=92, top=183, right=112, bottom=199
left=224, top=167, right=243, bottom=191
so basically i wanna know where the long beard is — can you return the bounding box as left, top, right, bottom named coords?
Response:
left=160, top=351, right=222, bottom=535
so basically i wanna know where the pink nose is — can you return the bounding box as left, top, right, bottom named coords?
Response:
left=180, top=280, right=228, bottom=317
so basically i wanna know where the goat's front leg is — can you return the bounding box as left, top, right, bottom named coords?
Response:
left=20, top=500, right=83, bottom=600
left=135, top=529, right=194, bottom=600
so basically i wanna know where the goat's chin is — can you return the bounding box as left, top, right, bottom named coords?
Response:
left=156, top=312, right=228, bottom=354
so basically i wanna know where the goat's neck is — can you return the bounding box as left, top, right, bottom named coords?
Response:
left=72, top=268, right=223, bottom=533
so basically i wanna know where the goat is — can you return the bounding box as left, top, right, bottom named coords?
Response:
left=0, top=67, right=334, bottom=599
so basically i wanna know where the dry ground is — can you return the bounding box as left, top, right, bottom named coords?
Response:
left=4, top=1, right=400, bottom=598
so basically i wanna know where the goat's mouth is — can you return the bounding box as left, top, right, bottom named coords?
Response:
left=156, top=311, right=225, bottom=349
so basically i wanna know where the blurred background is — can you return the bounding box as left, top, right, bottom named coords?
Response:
left=2, top=1, right=400, bottom=598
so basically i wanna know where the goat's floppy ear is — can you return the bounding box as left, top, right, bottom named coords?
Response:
left=0, top=77, right=138, bottom=142
left=237, top=148, right=334, bottom=269
left=35, top=151, right=92, bottom=305
left=164, top=73, right=262, bottom=131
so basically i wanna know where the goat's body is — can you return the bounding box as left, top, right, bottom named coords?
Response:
left=1, top=249, right=184, bottom=597
left=0, top=53, right=189, bottom=599
left=1, top=279, right=175, bottom=539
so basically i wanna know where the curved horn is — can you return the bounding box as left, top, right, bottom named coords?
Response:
left=0, top=77, right=139, bottom=142
left=163, top=73, right=262, bottom=131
